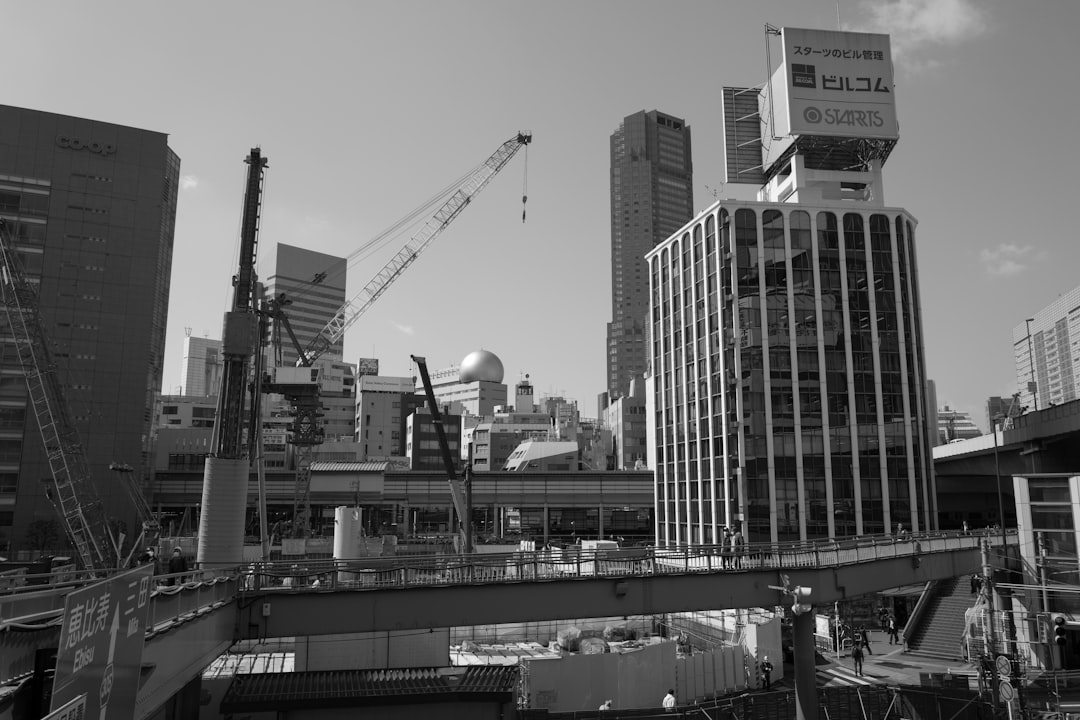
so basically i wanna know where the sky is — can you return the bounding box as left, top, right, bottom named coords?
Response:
left=3, top=0, right=1079, bottom=430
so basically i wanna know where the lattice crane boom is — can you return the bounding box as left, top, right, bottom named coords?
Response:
left=299, top=132, right=531, bottom=365
left=0, top=219, right=115, bottom=571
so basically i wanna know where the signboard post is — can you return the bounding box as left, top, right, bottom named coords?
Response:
left=50, top=565, right=154, bottom=719
left=43, top=693, right=87, bottom=720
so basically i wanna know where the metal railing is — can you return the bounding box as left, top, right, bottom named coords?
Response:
left=0, top=529, right=1012, bottom=630
left=241, top=529, right=1012, bottom=594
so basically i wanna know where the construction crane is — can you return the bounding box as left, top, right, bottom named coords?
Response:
left=295, top=131, right=531, bottom=367
left=196, top=148, right=268, bottom=566
left=274, top=132, right=531, bottom=536
left=411, top=355, right=470, bottom=552
left=0, top=219, right=117, bottom=572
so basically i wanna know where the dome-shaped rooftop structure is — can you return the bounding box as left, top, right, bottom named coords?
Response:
left=460, top=350, right=504, bottom=384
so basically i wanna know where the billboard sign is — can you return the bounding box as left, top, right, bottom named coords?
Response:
left=781, top=27, right=898, bottom=139
left=50, top=565, right=154, bottom=719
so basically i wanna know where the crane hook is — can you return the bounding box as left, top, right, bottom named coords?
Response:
left=521, top=142, right=529, bottom=223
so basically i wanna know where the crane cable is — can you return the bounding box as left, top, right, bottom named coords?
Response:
left=521, top=142, right=528, bottom=223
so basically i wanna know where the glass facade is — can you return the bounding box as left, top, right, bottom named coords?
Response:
left=607, top=110, right=693, bottom=404
left=649, top=201, right=932, bottom=545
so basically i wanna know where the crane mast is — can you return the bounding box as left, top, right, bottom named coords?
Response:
left=197, top=148, right=267, bottom=566
left=298, top=132, right=531, bottom=366
left=0, top=220, right=116, bottom=572
left=213, top=148, right=267, bottom=459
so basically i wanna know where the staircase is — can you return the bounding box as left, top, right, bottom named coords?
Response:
left=905, top=577, right=978, bottom=660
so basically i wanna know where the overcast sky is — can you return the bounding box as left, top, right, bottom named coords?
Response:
left=4, top=0, right=1078, bottom=428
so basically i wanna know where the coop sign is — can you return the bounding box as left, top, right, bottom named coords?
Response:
left=56, top=135, right=117, bottom=155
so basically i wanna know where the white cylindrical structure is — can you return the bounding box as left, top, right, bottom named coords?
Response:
left=197, top=457, right=250, bottom=567
left=334, top=506, right=364, bottom=585
left=334, top=506, right=365, bottom=559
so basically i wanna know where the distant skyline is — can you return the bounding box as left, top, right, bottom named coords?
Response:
left=4, top=0, right=1078, bottom=428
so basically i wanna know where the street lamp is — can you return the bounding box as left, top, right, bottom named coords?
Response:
left=1025, top=318, right=1038, bottom=412
left=991, top=414, right=1008, bottom=550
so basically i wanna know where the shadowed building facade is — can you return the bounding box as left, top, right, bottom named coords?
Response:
left=0, top=104, right=179, bottom=549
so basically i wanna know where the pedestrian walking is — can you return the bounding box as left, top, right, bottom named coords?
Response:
left=167, top=547, right=188, bottom=586
left=852, top=644, right=864, bottom=676
left=761, top=655, right=774, bottom=690
left=962, top=520, right=970, bottom=535
left=721, top=528, right=732, bottom=569
left=860, top=627, right=873, bottom=655
left=663, top=689, right=676, bottom=712
left=878, top=606, right=889, bottom=632
left=970, top=573, right=980, bottom=594
left=887, top=615, right=900, bottom=645
left=730, top=527, right=744, bottom=569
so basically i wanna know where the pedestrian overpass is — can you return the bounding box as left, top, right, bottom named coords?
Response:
left=0, top=531, right=1011, bottom=719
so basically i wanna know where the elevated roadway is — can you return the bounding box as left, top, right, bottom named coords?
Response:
left=0, top=531, right=1012, bottom=718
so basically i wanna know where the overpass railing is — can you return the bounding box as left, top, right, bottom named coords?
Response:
left=0, top=567, right=239, bottom=636
left=242, top=529, right=1013, bottom=594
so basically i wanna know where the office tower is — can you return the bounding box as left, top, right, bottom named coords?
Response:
left=650, top=28, right=933, bottom=545
left=0, top=105, right=179, bottom=547
left=1014, top=284, right=1080, bottom=412
left=264, top=243, right=347, bottom=366
left=607, top=110, right=693, bottom=401
left=180, top=335, right=223, bottom=396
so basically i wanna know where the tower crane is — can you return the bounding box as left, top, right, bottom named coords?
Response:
left=277, top=132, right=531, bottom=536
left=295, top=132, right=531, bottom=367
left=0, top=219, right=117, bottom=572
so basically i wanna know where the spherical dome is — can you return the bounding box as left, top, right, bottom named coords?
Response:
left=460, top=350, right=504, bottom=383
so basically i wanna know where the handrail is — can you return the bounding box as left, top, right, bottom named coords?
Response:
left=238, top=529, right=1011, bottom=594
left=0, top=529, right=1013, bottom=631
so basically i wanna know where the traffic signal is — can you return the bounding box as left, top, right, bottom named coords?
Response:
left=1054, top=614, right=1068, bottom=648
left=791, top=586, right=813, bottom=616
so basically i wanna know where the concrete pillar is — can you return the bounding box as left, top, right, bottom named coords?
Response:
left=598, top=504, right=605, bottom=540
left=543, top=505, right=550, bottom=546
left=495, top=504, right=503, bottom=538
left=400, top=504, right=410, bottom=537
left=792, top=610, right=819, bottom=720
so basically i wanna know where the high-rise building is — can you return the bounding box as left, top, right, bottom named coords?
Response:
left=180, top=335, right=222, bottom=397
left=0, top=105, right=179, bottom=547
left=607, top=110, right=693, bottom=401
left=937, top=406, right=983, bottom=444
left=1014, top=284, right=1080, bottom=413
left=265, top=243, right=347, bottom=366
left=649, top=28, right=933, bottom=545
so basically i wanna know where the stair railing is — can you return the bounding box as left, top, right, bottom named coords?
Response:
left=902, top=579, right=939, bottom=648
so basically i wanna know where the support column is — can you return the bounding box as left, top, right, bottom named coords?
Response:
left=400, top=504, right=410, bottom=538
left=792, top=611, right=819, bottom=720
left=543, top=505, right=550, bottom=546
left=598, top=504, right=605, bottom=540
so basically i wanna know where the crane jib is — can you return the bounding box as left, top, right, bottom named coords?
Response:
left=299, top=132, right=531, bottom=364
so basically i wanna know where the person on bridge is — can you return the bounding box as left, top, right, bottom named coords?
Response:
left=730, top=526, right=744, bottom=569
left=851, top=643, right=864, bottom=676
left=761, top=655, right=774, bottom=689
left=167, top=547, right=188, bottom=586
left=663, top=689, right=676, bottom=711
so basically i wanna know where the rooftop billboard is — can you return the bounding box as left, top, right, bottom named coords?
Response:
left=780, top=27, right=898, bottom=140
